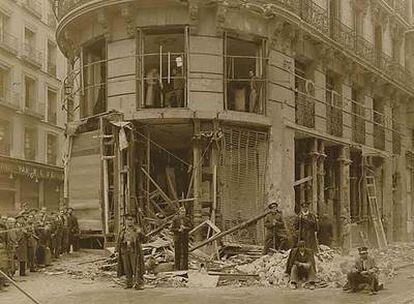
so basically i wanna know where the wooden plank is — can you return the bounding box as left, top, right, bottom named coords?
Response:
left=293, top=176, right=313, bottom=187
left=141, top=168, right=176, bottom=211
left=165, top=167, right=178, bottom=200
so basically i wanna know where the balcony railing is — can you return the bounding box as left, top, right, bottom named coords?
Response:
left=295, top=92, right=315, bottom=128
left=21, top=44, right=43, bottom=68
left=356, top=36, right=376, bottom=66
left=300, top=0, right=329, bottom=34
left=0, top=32, right=19, bottom=54
left=331, top=19, right=356, bottom=51
left=24, top=0, right=42, bottom=18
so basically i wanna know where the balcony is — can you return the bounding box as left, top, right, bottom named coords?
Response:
left=300, top=0, right=329, bottom=35
left=58, top=0, right=95, bottom=19
left=24, top=0, right=42, bottom=19
left=21, top=44, right=43, bottom=69
left=331, top=19, right=356, bottom=52
left=295, top=92, right=315, bottom=128
left=0, top=32, right=19, bottom=54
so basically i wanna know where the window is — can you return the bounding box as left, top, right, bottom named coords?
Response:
left=0, top=67, right=9, bottom=102
left=47, top=134, right=57, bottom=165
left=47, top=89, right=57, bottom=124
left=139, top=29, right=187, bottom=108
left=352, top=8, right=363, bottom=36
left=326, top=73, right=343, bottom=137
left=0, top=119, right=10, bottom=155
left=47, top=41, right=57, bottom=76
left=225, top=36, right=266, bottom=114
left=373, top=98, right=385, bottom=150
left=295, top=61, right=315, bottom=128
left=24, top=127, right=36, bottom=160
left=351, top=87, right=365, bottom=144
left=25, top=76, right=37, bottom=111
left=81, top=39, right=106, bottom=118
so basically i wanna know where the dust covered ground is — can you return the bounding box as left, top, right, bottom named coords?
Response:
left=1, top=246, right=414, bottom=304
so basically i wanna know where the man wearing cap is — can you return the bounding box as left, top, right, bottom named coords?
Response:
left=285, top=240, right=317, bottom=290
left=344, top=246, right=383, bottom=295
left=15, top=215, right=28, bottom=276
left=171, top=206, right=192, bottom=271
left=263, top=201, right=288, bottom=254
left=67, top=207, right=80, bottom=252
left=295, top=201, right=319, bottom=252
left=117, top=214, right=145, bottom=290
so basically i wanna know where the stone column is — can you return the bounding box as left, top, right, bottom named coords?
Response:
left=338, top=146, right=351, bottom=253
left=192, top=120, right=203, bottom=241
left=317, top=140, right=326, bottom=215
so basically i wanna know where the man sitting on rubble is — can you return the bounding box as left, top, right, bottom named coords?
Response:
left=343, top=246, right=383, bottom=295
left=286, top=241, right=316, bottom=290
left=263, top=200, right=288, bottom=254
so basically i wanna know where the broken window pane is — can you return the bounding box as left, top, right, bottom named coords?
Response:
left=225, top=37, right=265, bottom=114
left=142, top=30, right=186, bottom=108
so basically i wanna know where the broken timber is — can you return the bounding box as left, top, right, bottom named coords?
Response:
left=293, top=176, right=312, bottom=187
left=190, top=210, right=271, bottom=252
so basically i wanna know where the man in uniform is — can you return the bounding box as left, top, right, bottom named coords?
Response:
left=15, top=215, right=28, bottom=276
left=295, top=201, right=319, bottom=252
left=263, top=201, right=288, bottom=254
left=67, top=207, right=80, bottom=252
left=344, top=246, right=383, bottom=295
left=285, top=241, right=316, bottom=290
left=171, top=206, right=192, bottom=271
left=117, top=214, right=145, bottom=290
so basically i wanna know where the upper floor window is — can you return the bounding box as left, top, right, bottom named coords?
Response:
left=0, top=119, right=10, bottom=156
left=81, top=38, right=106, bottom=118
left=24, top=75, right=37, bottom=111
left=24, top=127, right=37, bottom=160
left=47, top=41, right=57, bottom=76
left=139, top=28, right=187, bottom=109
left=294, top=60, right=315, bottom=128
left=0, top=66, right=9, bottom=102
left=374, top=25, right=383, bottom=61
left=326, top=73, right=343, bottom=137
left=352, top=8, right=363, bottom=37
left=351, top=86, right=365, bottom=144
left=224, top=35, right=266, bottom=114
left=47, top=133, right=57, bottom=165
left=47, top=89, right=57, bottom=124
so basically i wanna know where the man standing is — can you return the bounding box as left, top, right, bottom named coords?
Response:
left=6, top=218, right=17, bottom=277
left=285, top=241, right=316, bottom=290
left=171, top=206, right=192, bottom=271
left=263, top=201, right=288, bottom=254
left=67, top=207, right=80, bottom=252
left=15, top=216, right=28, bottom=276
left=52, top=214, right=63, bottom=259
left=61, top=210, right=70, bottom=254
left=344, top=247, right=383, bottom=295
left=117, top=214, right=145, bottom=290
left=295, top=201, right=319, bottom=252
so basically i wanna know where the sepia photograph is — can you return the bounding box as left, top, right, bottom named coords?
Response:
left=0, top=0, right=414, bottom=303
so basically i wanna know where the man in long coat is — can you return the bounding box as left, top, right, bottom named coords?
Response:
left=15, top=216, right=28, bottom=276
left=295, top=201, right=319, bottom=252
left=171, top=206, right=192, bottom=271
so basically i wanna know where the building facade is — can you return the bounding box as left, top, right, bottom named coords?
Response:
left=0, top=0, right=66, bottom=215
left=56, top=0, right=414, bottom=247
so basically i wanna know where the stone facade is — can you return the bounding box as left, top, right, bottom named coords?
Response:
left=0, top=0, right=66, bottom=215
left=56, top=0, right=414, bottom=246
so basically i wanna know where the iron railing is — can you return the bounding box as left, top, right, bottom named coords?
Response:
left=331, top=19, right=356, bottom=51
left=295, top=92, right=315, bottom=128
left=300, top=0, right=329, bottom=34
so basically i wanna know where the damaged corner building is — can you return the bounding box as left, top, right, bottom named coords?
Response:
left=57, top=0, right=414, bottom=251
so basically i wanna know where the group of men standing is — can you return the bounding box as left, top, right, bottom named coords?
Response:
left=263, top=200, right=382, bottom=294
left=0, top=204, right=79, bottom=290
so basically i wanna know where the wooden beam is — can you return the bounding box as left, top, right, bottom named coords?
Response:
left=293, top=176, right=312, bottom=187
left=141, top=167, right=176, bottom=211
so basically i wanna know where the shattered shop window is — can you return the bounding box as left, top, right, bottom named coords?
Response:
left=225, top=36, right=266, bottom=114
left=142, top=30, right=186, bottom=109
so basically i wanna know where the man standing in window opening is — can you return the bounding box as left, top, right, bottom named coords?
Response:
left=249, top=70, right=262, bottom=114
left=166, top=56, right=185, bottom=108
left=295, top=201, right=319, bottom=253
left=171, top=205, right=192, bottom=270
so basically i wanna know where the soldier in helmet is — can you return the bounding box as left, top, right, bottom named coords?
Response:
left=263, top=200, right=288, bottom=254
left=117, top=214, right=145, bottom=290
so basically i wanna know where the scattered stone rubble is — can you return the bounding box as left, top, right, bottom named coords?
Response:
left=39, top=237, right=414, bottom=289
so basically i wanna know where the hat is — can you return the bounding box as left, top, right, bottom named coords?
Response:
left=267, top=201, right=278, bottom=208
left=358, top=246, right=368, bottom=254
